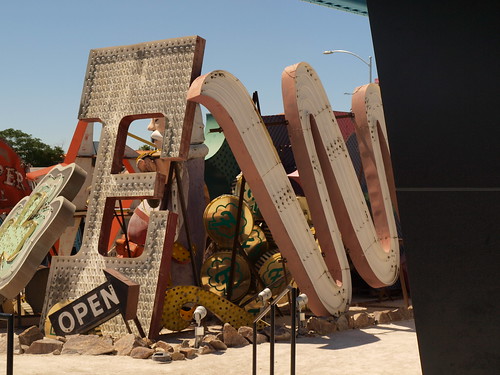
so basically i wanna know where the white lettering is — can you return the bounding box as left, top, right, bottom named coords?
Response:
left=4, top=168, right=15, bottom=186
left=101, top=285, right=119, bottom=309
left=88, top=293, right=104, bottom=317
left=73, top=302, right=88, bottom=325
left=58, top=311, right=75, bottom=333
left=15, top=171, right=24, bottom=190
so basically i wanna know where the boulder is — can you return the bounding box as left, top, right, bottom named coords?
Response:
left=25, top=338, right=63, bottom=354
left=114, top=334, right=146, bottom=356
left=130, top=346, right=155, bottom=359
left=351, top=312, right=375, bottom=328
left=306, top=317, right=337, bottom=335
left=198, top=344, right=214, bottom=355
left=18, top=326, right=44, bottom=346
left=388, top=309, right=404, bottom=322
left=171, top=351, right=186, bottom=361
left=62, top=335, right=115, bottom=355
left=202, top=334, right=227, bottom=351
left=223, top=323, right=249, bottom=347
left=153, top=340, right=174, bottom=353
left=373, top=310, right=392, bottom=324
left=208, top=339, right=227, bottom=351
left=179, top=347, right=197, bottom=359
left=237, top=326, right=267, bottom=344
left=336, top=315, right=349, bottom=331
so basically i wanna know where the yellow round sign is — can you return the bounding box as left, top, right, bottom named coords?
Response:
left=241, top=225, right=268, bottom=264
left=203, top=195, right=254, bottom=248
left=257, top=251, right=293, bottom=299
left=200, top=251, right=251, bottom=302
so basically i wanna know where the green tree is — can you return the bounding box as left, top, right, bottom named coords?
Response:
left=0, top=128, right=65, bottom=167
left=138, top=144, right=155, bottom=151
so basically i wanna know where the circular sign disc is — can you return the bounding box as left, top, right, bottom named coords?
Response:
left=241, top=225, right=268, bottom=264
left=200, top=251, right=251, bottom=302
left=203, top=195, right=253, bottom=248
left=257, top=251, right=293, bottom=299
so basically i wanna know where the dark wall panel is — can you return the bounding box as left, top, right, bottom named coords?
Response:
left=367, top=1, right=500, bottom=374
left=368, top=1, right=499, bottom=188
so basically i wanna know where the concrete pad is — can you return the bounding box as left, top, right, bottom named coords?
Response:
left=1, top=320, right=421, bottom=375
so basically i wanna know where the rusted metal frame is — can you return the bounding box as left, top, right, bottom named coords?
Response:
left=147, top=211, right=178, bottom=340
left=113, top=199, right=132, bottom=258
left=160, top=162, right=175, bottom=211
left=226, top=174, right=247, bottom=301
left=172, top=162, right=200, bottom=287
left=133, top=316, right=146, bottom=338
left=122, top=316, right=133, bottom=334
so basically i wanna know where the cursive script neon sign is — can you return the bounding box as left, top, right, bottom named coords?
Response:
left=0, top=164, right=86, bottom=299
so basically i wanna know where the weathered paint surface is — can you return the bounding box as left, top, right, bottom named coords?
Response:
left=188, top=64, right=399, bottom=316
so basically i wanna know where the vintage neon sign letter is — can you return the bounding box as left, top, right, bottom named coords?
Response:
left=188, top=65, right=399, bottom=316
left=283, top=63, right=399, bottom=288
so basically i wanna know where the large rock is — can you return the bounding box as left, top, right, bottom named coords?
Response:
left=237, top=326, right=267, bottom=344
left=198, top=344, right=214, bottom=355
left=388, top=309, right=404, bottom=322
left=25, top=338, right=63, bottom=354
left=306, top=317, right=337, bottom=335
left=222, top=323, right=249, bottom=347
left=373, top=310, right=392, bottom=324
left=114, top=334, right=146, bottom=356
left=351, top=312, right=375, bottom=328
left=179, top=347, right=197, bottom=359
left=202, top=334, right=227, bottom=351
left=171, top=351, right=186, bottom=361
left=153, top=340, right=174, bottom=353
left=336, top=315, right=349, bottom=331
left=130, top=346, right=155, bottom=359
left=61, top=335, right=115, bottom=355
left=399, top=306, right=414, bottom=320
left=18, top=326, right=44, bottom=346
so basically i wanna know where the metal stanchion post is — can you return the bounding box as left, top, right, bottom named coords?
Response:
left=270, top=304, right=275, bottom=375
left=7, top=314, right=13, bottom=375
left=291, top=288, right=297, bottom=375
left=0, top=313, right=14, bottom=375
left=253, top=321, right=257, bottom=375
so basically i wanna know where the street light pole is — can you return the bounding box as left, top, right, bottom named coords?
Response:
left=323, top=49, right=372, bottom=83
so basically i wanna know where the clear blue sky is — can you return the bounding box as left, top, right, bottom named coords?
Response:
left=0, top=0, right=376, bottom=150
